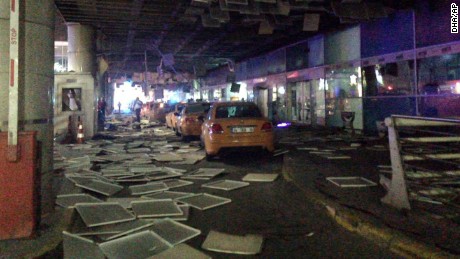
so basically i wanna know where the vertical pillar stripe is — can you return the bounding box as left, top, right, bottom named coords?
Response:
left=10, top=60, right=14, bottom=87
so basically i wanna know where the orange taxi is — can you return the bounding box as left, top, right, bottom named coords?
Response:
left=165, top=103, right=185, bottom=131
left=177, top=102, right=211, bottom=141
left=201, top=102, right=274, bottom=160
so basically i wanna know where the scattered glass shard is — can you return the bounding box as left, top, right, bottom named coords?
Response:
left=150, top=243, right=211, bottom=259
left=126, top=148, right=151, bottom=153
left=147, top=171, right=183, bottom=181
left=99, top=230, right=172, bottom=259
left=170, top=204, right=190, bottom=221
left=65, top=175, right=95, bottom=185
left=176, top=193, right=231, bottom=210
left=129, top=182, right=169, bottom=195
left=242, top=173, right=279, bottom=182
left=201, top=230, right=264, bottom=255
left=297, top=147, right=318, bottom=151
left=76, top=219, right=154, bottom=240
left=148, top=219, right=201, bottom=245
left=202, top=180, right=249, bottom=191
left=325, top=155, right=351, bottom=159
left=129, top=166, right=160, bottom=173
left=56, top=193, right=102, bottom=208
left=143, top=191, right=194, bottom=200
left=326, top=177, right=377, bottom=188
left=182, top=168, right=225, bottom=180
left=99, top=220, right=157, bottom=241
left=76, top=179, right=124, bottom=196
left=63, top=231, right=105, bottom=259
left=273, top=149, right=289, bottom=156
left=75, top=202, right=136, bottom=227
left=153, top=153, right=184, bottom=162
left=131, top=199, right=183, bottom=218
left=106, top=197, right=152, bottom=209
left=162, top=179, right=194, bottom=189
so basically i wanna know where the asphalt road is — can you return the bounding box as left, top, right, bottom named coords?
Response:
left=40, top=129, right=404, bottom=259
left=177, top=151, right=403, bottom=259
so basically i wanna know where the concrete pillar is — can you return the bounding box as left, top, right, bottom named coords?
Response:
left=67, top=22, right=95, bottom=74
left=0, top=0, right=55, bottom=215
left=54, top=23, right=97, bottom=139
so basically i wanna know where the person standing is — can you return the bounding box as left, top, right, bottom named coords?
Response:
left=98, top=97, right=107, bottom=125
left=132, top=97, right=143, bottom=123
left=118, top=101, right=122, bottom=114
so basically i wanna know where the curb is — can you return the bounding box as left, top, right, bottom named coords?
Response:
left=282, top=154, right=455, bottom=259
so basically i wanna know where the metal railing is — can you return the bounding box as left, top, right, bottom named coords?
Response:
left=381, top=115, right=460, bottom=213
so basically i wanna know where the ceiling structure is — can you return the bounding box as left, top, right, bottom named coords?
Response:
left=54, top=0, right=416, bottom=78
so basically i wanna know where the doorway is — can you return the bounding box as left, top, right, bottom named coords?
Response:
left=288, top=81, right=316, bottom=125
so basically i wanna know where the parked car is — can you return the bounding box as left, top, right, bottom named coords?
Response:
left=146, top=102, right=169, bottom=123
left=177, top=102, right=211, bottom=141
left=165, top=103, right=185, bottom=131
left=201, top=102, right=274, bottom=160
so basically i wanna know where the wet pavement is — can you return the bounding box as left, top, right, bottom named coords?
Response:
left=0, top=116, right=459, bottom=258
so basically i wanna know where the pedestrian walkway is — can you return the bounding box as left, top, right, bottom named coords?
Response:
left=277, top=125, right=460, bottom=258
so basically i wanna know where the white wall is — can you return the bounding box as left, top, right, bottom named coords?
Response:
left=54, top=73, right=96, bottom=138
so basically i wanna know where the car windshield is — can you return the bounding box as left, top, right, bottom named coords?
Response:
left=215, top=104, right=262, bottom=119
left=186, top=103, right=211, bottom=114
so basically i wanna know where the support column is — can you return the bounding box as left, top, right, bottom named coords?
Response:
left=0, top=0, right=55, bottom=215
left=67, top=22, right=95, bottom=74
left=54, top=22, right=97, bottom=139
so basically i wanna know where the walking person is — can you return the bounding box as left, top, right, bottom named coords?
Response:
left=132, top=97, right=143, bottom=123
left=98, top=97, right=107, bottom=124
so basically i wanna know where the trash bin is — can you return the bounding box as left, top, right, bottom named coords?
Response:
left=0, top=131, right=39, bottom=240
left=341, top=111, right=355, bottom=135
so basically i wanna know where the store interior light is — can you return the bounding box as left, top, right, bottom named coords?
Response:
left=350, top=74, right=358, bottom=85
left=278, top=86, right=286, bottom=95
left=455, top=82, right=460, bottom=94
left=277, top=122, right=291, bottom=128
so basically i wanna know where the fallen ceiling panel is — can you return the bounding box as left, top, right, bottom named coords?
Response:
left=99, top=230, right=172, bottom=259
left=55, top=193, right=102, bottom=208
left=131, top=199, right=183, bottom=218
left=75, top=202, right=136, bottom=227
left=201, top=230, right=264, bottom=255
left=150, top=243, right=211, bottom=259
left=202, top=180, right=250, bottom=191
left=176, top=193, right=232, bottom=210
left=75, top=180, right=124, bottom=196
left=147, top=219, right=201, bottom=245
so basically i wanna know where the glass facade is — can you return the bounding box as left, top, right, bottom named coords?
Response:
left=362, top=61, right=414, bottom=97
left=325, top=66, right=363, bottom=129
left=417, top=53, right=460, bottom=118
left=201, top=8, right=460, bottom=134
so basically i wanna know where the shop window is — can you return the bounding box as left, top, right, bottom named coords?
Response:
left=418, top=53, right=460, bottom=94
left=362, top=61, right=413, bottom=97
left=417, top=53, right=460, bottom=118
left=325, top=67, right=362, bottom=99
